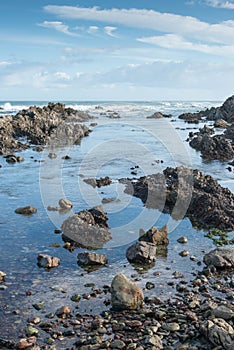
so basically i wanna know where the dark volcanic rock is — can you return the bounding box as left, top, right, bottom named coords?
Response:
left=189, top=133, right=234, bottom=161
left=178, top=112, right=202, bottom=123
left=139, top=225, right=169, bottom=245
left=120, top=166, right=234, bottom=230
left=147, top=111, right=171, bottom=119
left=62, top=206, right=111, bottom=249
left=0, top=103, right=92, bottom=154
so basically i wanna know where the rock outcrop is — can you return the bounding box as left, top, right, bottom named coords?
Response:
left=0, top=103, right=92, bottom=154
left=147, top=111, right=171, bottom=119
left=120, top=166, right=234, bottom=230
left=111, top=274, right=144, bottom=310
left=139, top=225, right=169, bottom=245
left=62, top=206, right=111, bottom=249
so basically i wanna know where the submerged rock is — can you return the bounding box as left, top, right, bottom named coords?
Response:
left=203, top=247, right=234, bottom=268
left=84, top=176, right=112, bottom=188
left=0, top=271, right=6, bottom=281
left=111, top=274, right=144, bottom=310
left=15, top=206, right=37, bottom=215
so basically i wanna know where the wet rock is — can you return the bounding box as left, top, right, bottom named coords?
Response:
left=62, top=155, right=71, bottom=160
left=126, top=241, right=157, bottom=264
left=17, top=336, right=37, bottom=349
left=0, top=271, right=6, bottom=281
left=145, top=335, right=163, bottom=348
left=78, top=252, right=108, bottom=266
left=178, top=112, right=202, bottom=123
left=58, top=198, right=73, bottom=209
left=200, top=318, right=234, bottom=350
left=62, top=206, right=111, bottom=249
left=204, top=247, right=234, bottom=268
left=15, top=206, right=37, bottom=215
left=32, top=301, right=45, bottom=310
left=147, top=111, right=171, bottom=119
left=121, top=166, right=234, bottom=231
left=177, top=236, right=188, bottom=244
left=179, top=250, right=189, bottom=257
left=5, top=155, right=17, bottom=163
left=84, top=176, right=111, bottom=188
left=139, top=225, right=169, bottom=245
left=55, top=305, right=71, bottom=317
left=111, top=273, right=144, bottom=310
left=37, top=254, right=60, bottom=268
left=48, top=152, right=57, bottom=159
left=161, top=322, right=180, bottom=331
left=189, top=133, right=234, bottom=161
left=0, top=103, right=92, bottom=155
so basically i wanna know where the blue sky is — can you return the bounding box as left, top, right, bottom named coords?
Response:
left=1, top=0, right=234, bottom=100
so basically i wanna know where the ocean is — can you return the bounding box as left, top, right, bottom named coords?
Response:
left=0, top=100, right=233, bottom=340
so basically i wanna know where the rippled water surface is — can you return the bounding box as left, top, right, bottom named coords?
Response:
left=0, top=100, right=233, bottom=339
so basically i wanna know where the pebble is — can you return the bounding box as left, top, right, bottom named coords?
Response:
left=179, top=250, right=189, bottom=257
left=177, top=236, right=188, bottom=244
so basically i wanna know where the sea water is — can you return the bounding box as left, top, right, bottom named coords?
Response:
left=0, top=100, right=233, bottom=337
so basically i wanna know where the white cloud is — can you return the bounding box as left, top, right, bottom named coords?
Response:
left=104, top=26, right=118, bottom=37
left=44, top=5, right=234, bottom=45
left=87, top=25, right=99, bottom=34
left=138, top=33, right=234, bottom=56
left=0, top=61, right=11, bottom=67
left=38, top=21, right=78, bottom=36
left=54, top=71, right=70, bottom=80
left=205, top=0, right=234, bottom=9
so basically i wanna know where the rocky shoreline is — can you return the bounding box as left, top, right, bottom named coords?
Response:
left=1, top=98, right=234, bottom=349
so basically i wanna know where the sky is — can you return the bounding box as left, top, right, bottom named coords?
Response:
left=1, top=0, right=234, bottom=101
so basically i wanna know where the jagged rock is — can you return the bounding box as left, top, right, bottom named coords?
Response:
left=58, top=198, right=73, bottom=209
left=111, top=274, right=144, bottom=310
left=200, top=318, right=234, bottom=350
left=190, top=134, right=234, bottom=161
left=120, top=166, right=234, bottom=230
left=178, top=112, right=202, bottom=123
left=126, top=241, right=157, bottom=264
left=147, top=111, right=171, bottom=119
left=203, top=247, right=234, bottom=268
left=15, top=206, right=37, bottom=215
left=37, top=254, right=60, bottom=268
left=62, top=206, right=111, bottom=249
left=139, top=225, right=169, bottom=245
left=16, top=336, right=37, bottom=349
left=78, top=252, right=108, bottom=266
left=0, top=103, right=92, bottom=154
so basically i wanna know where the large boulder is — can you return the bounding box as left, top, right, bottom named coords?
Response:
left=62, top=206, right=111, bottom=249
left=203, top=247, right=234, bottom=268
left=126, top=241, right=157, bottom=264
left=111, top=274, right=144, bottom=310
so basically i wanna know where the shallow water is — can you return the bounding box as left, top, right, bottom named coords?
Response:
left=0, top=100, right=233, bottom=339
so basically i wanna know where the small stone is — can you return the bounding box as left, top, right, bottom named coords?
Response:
left=162, top=322, right=180, bottom=332
left=145, top=335, right=162, bottom=348
left=17, top=336, right=37, bottom=349
left=27, top=326, right=39, bottom=336
left=62, top=155, right=71, bottom=160
left=15, top=206, right=37, bottom=215
left=58, top=198, right=73, bottom=209
left=16, top=156, right=24, bottom=162
left=56, top=305, right=71, bottom=317
left=71, top=294, right=81, bottom=302
left=32, top=302, right=45, bottom=310
left=110, top=339, right=126, bottom=349
left=177, top=236, right=188, bottom=244
left=78, top=252, right=108, bottom=266
left=0, top=271, right=6, bottom=281
left=146, top=281, right=155, bottom=290
left=179, top=250, right=189, bottom=257
left=37, top=254, right=60, bottom=268
left=48, top=153, right=57, bottom=159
